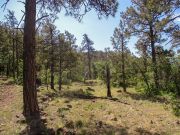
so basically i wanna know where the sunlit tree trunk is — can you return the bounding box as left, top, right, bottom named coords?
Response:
left=23, top=0, right=39, bottom=118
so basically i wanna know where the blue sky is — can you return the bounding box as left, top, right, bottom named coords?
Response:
left=0, top=0, right=179, bottom=54
left=0, top=0, right=136, bottom=52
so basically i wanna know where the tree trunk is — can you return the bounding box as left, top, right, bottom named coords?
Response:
left=50, top=63, right=54, bottom=89
left=23, top=0, right=39, bottom=118
left=58, top=60, right=62, bottom=91
left=15, top=31, right=19, bottom=79
left=50, top=27, right=54, bottom=90
left=150, top=25, right=159, bottom=90
left=142, top=45, right=148, bottom=72
left=6, top=56, right=10, bottom=78
left=45, top=63, right=48, bottom=90
left=106, top=64, right=111, bottom=97
left=58, top=42, right=62, bottom=91
left=12, top=31, right=15, bottom=79
left=87, top=47, right=92, bottom=79
left=121, top=37, right=126, bottom=92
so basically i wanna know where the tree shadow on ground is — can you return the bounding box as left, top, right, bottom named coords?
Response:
left=19, top=110, right=55, bottom=135
left=62, top=89, right=131, bottom=105
left=135, top=127, right=165, bottom=135
left=42, top=89, right=131, bottom=106
left=62, top=89, right=95, bottom=99
left=125, top=91, right=170, bottom=104
left=84, top=122, right=129, bottom=135
left=56, top=120, right=129, bottom=135
left=83, top=80, right=98, bottom=86
left=56, top=119, right=162, bottom=135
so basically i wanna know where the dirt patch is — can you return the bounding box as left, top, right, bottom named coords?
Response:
left=0, top=85, right=18, bottom=108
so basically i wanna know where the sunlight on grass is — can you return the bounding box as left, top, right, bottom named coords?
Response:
left=0, top=80, right=180, bottom=134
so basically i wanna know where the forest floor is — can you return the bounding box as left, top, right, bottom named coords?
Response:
left=0, top=77, right=180, bottom=135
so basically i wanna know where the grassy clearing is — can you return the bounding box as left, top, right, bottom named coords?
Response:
left=0, top=79, right=180, bottom=135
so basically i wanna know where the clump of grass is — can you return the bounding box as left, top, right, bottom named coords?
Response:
left=86, top=87, right=95, bottom=92
left=80, top=129, right=87, bottom=135
left=106, top=130, right=115, bottom=135
left=57, top=107, right=70, bottom=113
left=75, top=120, right=84, bottom=128
left=67, top=104, right=72, bottom=108
left=57, top=107, right=70, bottom=118
left=65, top=120, right=74, bottom=129
left=64, top=100, right=70, bottom=103
left=84, top=102, right=106, bottom=111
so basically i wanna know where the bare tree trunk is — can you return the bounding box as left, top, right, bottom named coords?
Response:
left=106, top=64, right=111, bottom=97
left=23, top=0, right=39, bottom=118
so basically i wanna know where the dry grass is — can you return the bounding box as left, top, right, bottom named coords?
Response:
left=0, top=79, right=180, bottom=135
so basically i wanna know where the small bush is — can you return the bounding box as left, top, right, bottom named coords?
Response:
left=171, top=97, right=180, bottom=117
left=143, top=84, right=160, bottom=97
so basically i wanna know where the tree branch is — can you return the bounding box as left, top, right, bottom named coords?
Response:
left=36, top=15, right=49, bottom=23
left=1, top=0, right=10, bottom=11
left=17, top=0, right=25, bottom=5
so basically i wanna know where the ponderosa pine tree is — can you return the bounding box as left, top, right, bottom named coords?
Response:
left=123, top=0, right=180, bottom=90
left=0, top=22, right=10, bottom=76
left=105, top=48, right=111, bottom=97
left=23, top=0, right=39, bottom=117
left=111, top=18, right=129, bottom=92
left=81, top=34, right=95, bottom=80
left=58, top=31, right=77, bottom=91
left=41, top=19, right=58, bottom=90
left=4, top=10, right=18, bottom=79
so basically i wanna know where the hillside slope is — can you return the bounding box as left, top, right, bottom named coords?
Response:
left=0, top=78, right=180, bottom=135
